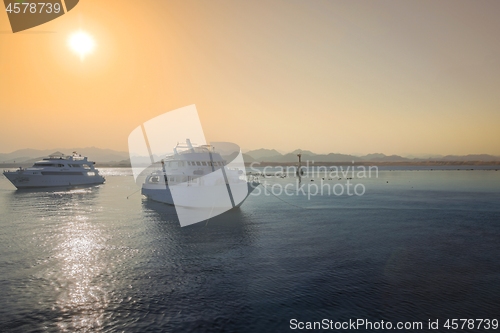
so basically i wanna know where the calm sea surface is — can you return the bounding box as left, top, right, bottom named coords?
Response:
left=1, top=167, right=499, bottom=332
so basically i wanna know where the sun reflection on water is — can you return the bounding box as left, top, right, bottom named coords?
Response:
left=54, top=216, right=109, bottom=333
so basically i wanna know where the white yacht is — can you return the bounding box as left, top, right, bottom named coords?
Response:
left=3, top=152, right=105, bottom=189
left=141, top=140, right=258, bottom=209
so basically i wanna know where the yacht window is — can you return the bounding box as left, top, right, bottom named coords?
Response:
left=196, top=162, right=201, bottom=166
left=169, top=177, right=175, bottom=182
left=82, top=164, right=91, bottom=169
left=202, top=162, right=207, bottom=166
left=58, top=164, right=65, bottom=167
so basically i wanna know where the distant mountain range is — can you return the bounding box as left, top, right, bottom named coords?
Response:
left=242, top=148, right=500, bottom=163
left=1, top=147, right=499, bottom=166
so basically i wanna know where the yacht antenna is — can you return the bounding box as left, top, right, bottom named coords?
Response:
left=186, top=138, right=195, bottom=153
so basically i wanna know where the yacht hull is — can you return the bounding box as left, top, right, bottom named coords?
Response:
left=3, top=171, right=105, bottom=189
left=141, top=181, right=259, bottom=208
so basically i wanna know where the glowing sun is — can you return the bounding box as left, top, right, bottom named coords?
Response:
left=68, top=31, right=95, bottom=60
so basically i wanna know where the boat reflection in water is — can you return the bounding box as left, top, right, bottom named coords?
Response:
left=141, top=197, right=258, bottom=250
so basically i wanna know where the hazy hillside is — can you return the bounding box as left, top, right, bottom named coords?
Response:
left=433, top=154, right=500, bottom=162
left=244, top=148, right=500, bottom=163
left=245, top=148, right=282, bottom=160
left=0, top=147, right=129, bottom=163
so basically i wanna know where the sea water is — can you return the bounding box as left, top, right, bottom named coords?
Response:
left=0, top=167, right=499, bottom=332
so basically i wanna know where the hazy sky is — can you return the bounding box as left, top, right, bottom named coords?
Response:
left=1, top=0, right=499, bottom=155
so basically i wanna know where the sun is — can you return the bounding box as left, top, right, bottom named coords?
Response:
left=68, top=31, right=95, bottom=60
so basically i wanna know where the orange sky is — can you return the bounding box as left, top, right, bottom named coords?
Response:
left=1, top=0, right=500, bottom=155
